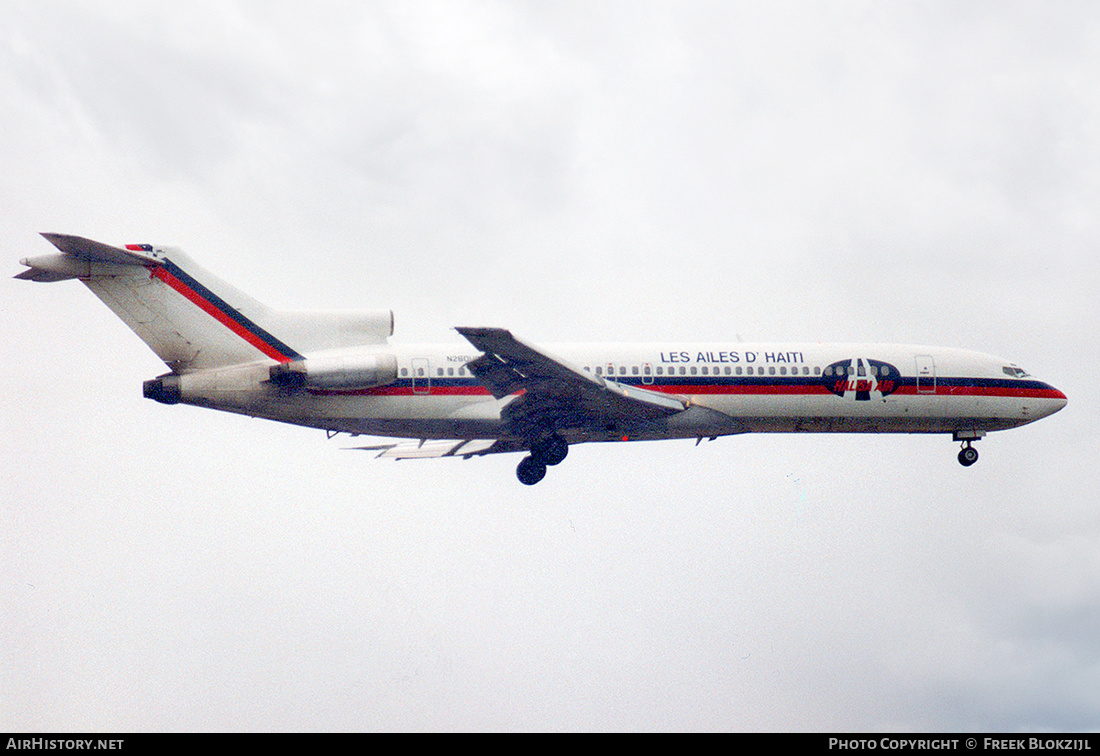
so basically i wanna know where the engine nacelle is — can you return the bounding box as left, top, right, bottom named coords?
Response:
left=269, top=350, right=398, bottom=390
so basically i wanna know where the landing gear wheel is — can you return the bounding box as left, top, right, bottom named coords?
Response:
left=517, top=455, right=547, bottom=485
left=532, top=435, right=568, bottom=466
left=958, top=445, right=979, bottom=467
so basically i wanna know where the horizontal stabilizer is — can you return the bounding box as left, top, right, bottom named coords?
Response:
left=39, top=233, right=156, bottom=265
left=16, top=234, right=155, bottom=283
left=14, top=265, right=76, bottom=282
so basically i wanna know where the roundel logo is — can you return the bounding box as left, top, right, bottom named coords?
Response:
left=821, top=358, right=900, bottom=401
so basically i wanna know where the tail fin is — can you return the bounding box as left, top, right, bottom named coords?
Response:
left=18, top=234, right=393, bottom=372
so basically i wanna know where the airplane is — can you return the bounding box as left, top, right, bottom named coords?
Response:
left=17, top=233, right=1067, bottom=485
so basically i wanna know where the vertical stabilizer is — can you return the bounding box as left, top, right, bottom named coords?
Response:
left=19, top=234, right=395, bottom=372
left=21, top=234, right=300, bottom=371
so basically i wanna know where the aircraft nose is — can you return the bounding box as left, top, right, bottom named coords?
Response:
left=1041, top=383, right=1067, bottom=417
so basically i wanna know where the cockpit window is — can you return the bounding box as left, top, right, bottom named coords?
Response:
left=1003, top=366, right=1031, bottom=378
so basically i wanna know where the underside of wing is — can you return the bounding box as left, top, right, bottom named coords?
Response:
left=456, top=327, right=687, bottom=437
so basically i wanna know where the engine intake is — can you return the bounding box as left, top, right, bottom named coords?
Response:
left=143, top=374, right=181, bottom=404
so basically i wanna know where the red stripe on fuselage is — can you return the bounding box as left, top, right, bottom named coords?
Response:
left=891, top=385, right=1065, bottom=399
left=308, top=385, right=493, bottom=397
left=308, top=382, right=1064, bottom=399
left=149, top=265, right=294, bottom=362
left=656, top=384, right=831, bottom=396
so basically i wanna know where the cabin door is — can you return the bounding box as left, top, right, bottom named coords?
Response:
left=412, top=357, right=431, bottom=394
left=915, top=355, right=936, bottom=394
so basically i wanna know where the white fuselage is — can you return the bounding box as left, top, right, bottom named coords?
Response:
left=175, top=341, right=1067, bottom=444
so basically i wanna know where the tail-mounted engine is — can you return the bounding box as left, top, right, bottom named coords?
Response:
left=268, top=350, right=398, bottom=390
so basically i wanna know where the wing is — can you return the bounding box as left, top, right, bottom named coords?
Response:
left=455, top=327, right=687, bottom=436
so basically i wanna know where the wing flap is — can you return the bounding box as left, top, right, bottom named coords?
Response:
left=352, top=439, right=500, bottom=459
left=464, top=352, right=527, bottom=399
left=607, top=378, right=688, bottom=413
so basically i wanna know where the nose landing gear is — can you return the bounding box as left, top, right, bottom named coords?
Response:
left=954, top=431, right=985, bottom=467
left=958, top=442, right=979, bottom=467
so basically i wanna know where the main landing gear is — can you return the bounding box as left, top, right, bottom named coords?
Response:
left=516, top=435, right=569, bottom=485
left=954, top=431, right=985, bottom=467
left=517, top=455, right=547, bottom=485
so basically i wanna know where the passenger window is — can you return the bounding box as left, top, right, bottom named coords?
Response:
left=437, top=368, right=444, bottom=376
left=680, top=367, right=687, bottom=375
left=736, top=367, right=742, bottom=375
left=779, top=367, right=787, bottom=375
left=632, top=366, right=639, bottom=375
left=619, top=366, right=627, bottom=375
left=690, top=367, right=697, bottom=375
left=656, top=366, right=663, bottom=375
left=417, top=368, right=425, bottom=377
left=769, top=367, right=776, bottom=375
left=725, top=367, right=731, bottom=375
left=701, top=366, right=708, bottom=375
left=814, top=366, right=820, bottom=375
left=644, top=365, right=651, bottom=375
left=401, top=368, right=408, bottom=377
left=596, top=367, right=602, bottom=375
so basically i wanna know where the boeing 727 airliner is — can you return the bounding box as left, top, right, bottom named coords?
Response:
left=18, top=234, right=1067, bottom=485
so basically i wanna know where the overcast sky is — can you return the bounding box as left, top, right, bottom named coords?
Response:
left=2, top=0, right=1099, bottom=732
